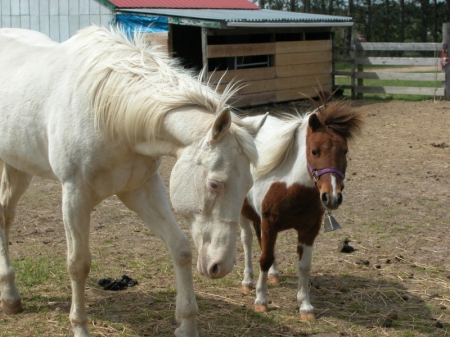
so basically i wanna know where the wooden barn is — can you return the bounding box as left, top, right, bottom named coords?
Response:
left=0, top=0, right=353, bottom=107
left=109, top=0, right=353, bottom=107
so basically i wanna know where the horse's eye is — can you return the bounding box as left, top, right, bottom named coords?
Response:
left=312, top=149, right=319, bottom=156
left=208, top=180, right=222, bottom=192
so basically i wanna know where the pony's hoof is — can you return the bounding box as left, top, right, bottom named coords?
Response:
left=1, top=299, right=23, bottom=315
left=268, top=274, right=280, bottom=285
left=254, top=303, right=269, bottom=313
left=300, top=311, right=315, bottom=321
left=241, top=285, right=253, bottom=295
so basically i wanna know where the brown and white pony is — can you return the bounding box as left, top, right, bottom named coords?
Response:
left=240, top=99, right=363, bottom=320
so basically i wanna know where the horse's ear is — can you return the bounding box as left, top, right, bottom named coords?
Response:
left=245, top=112, right=268, bottom=137
left=210, top=109, right=231, bottom=142
left=308, top=113, right=322, bottom=132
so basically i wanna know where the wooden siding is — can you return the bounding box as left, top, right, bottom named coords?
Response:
left=276, top=40, right=332, bottom=54
left=206, top=39, right=332, bottom=107
left=0, top=0, right=113, bottom=42
left=208, top=67, right=277, bottom=84
left=206, top=42, right=276, bottom=58
left=273, top=41, right=332, bottom=103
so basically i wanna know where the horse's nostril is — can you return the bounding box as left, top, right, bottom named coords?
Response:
left=336, top=192, right=343, bottom=205
left=209, top=263, right=220, bottom=278
left=321, top=192, right=329, bottom=205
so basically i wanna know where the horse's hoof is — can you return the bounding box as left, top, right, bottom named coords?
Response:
left=268, top=274, right=280, bottom=285
left=241, top=285, right=252, bottom=295
left=1, top=299, right=23, bottom=315
left=300, top=311, right=315, bottom=321
left=254, top=303, right=269, bottom=313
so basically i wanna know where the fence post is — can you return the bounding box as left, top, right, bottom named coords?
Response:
left=443, top=23, right=450, bottom=100
left=350, top=44, right=355, bottom=100
left=357, top=45, right=364, bottom=100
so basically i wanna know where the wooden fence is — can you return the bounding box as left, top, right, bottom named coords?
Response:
left=334, top=42, right=445, bottom=99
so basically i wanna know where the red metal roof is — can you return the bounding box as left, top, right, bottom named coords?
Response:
left=108, top=0, right=260, bottom=9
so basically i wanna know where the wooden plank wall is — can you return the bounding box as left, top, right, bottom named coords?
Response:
left=275, top=40, right=332, bottom=103
left=0, top=0, right=113, bottom=42
left=207, top=39, right=332, bottom=107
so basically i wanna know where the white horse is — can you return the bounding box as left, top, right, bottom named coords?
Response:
left=0, top=26, right=264, bottom=337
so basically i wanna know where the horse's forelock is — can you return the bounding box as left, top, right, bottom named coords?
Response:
left=316, top=102, right=363, bottom=140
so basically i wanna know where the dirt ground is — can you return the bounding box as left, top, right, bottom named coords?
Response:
left=1, top=99, right=450, bottom=337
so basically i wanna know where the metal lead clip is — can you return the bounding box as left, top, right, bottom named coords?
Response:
left=323, top=210, right=342, bottom=233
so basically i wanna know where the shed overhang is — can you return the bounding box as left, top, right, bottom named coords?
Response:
left=117, top=8, right=353, bottom=29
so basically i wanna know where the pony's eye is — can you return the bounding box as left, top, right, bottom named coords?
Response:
left=312, top=149, right=319, bottom=156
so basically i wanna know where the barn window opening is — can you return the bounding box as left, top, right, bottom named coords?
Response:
left=235, top=55, right=270, bottom=69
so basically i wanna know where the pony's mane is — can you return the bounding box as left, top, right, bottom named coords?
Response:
left=314, top=101, right=363, bottom=140
left=254, top=99, right=363, bottom=178
left=72, top=26, right=257, bottom=163
left=253, top=114, right=302, bottom=178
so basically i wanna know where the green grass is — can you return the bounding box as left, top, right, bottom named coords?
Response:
left=14, top=256, right=66, bottom=287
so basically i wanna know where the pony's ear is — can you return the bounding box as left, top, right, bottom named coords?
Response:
left=308, top=113, right=322, bottom=132
left=210, top=109, right=231, bottom=142
left=245, top=112, right=268, bottom=137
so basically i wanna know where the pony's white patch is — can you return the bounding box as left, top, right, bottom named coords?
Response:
left=297, top=245, right=314, bottom=313
left=244, top=114, right=314, bottom=217
left=331, top=174, right=337, bottom=196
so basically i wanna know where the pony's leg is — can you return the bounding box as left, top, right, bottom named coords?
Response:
left=117, top=174, right=198, bottom=337
left=61, top=183, right=94, bottom=337
left=297, top=243, right=315, bottom=321
left=254, top=224, right=277, bottom=313
left=239, top=215, right=254, bottom=294
left=0, top=164, right=32, bottom=315
left=268, top=257, right=280, bottom=285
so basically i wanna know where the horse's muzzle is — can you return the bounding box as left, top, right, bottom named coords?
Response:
left=321, top=191, right=343, bottom=210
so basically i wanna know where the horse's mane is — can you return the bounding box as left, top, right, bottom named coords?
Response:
left=72, top=26, right=257, bottom=164
left=254, top=97, right=363, bottom=178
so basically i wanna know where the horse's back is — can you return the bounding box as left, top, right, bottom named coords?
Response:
left=0, top=28, right=56, bottom=47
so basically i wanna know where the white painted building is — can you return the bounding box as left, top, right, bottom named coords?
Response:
left=0, top=0, right=114, bottom=42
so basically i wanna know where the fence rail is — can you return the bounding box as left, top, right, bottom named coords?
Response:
left=333, top=41, right=445, bottom=99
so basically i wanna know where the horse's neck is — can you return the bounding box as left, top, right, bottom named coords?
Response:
left=133, top=106, right=213, bottom=158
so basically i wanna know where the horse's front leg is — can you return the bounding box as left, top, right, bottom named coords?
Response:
left=117, top=173, right=198, bottom=337
left=0, top=165, right=32, bottom=315
left=62, top=183, right=94, bottom=337
left=254, top=221, right=277, bottom=313
left=239, top=215, right=254, bottom=294
left=297, top=242, right=315, bottom=321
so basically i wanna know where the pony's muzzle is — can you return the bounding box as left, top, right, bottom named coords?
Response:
left=321, top=191, right=343, bottom=210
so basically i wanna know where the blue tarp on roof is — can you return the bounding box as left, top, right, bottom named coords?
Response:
left=114, top=14, right=169, bottom=33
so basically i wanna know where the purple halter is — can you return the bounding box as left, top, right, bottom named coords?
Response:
left=307, top=163, right=345, bottom=187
